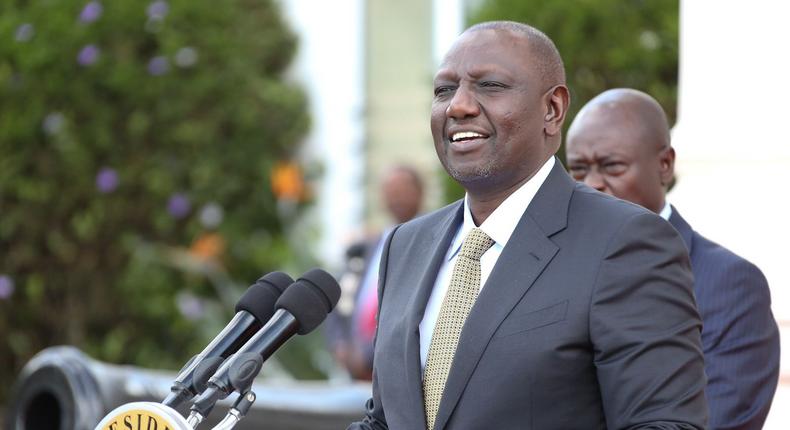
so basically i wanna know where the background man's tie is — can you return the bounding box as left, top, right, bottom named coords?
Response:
left=423, top=227, right=495, bottom=430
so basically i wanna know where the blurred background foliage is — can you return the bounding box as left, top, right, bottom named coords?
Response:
left=445, top=0, right=679, bottom=202
left=0, top=0, right=317, bottom=407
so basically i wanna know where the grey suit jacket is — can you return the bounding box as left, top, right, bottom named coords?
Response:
left=349, top=161, right=708, bottom=429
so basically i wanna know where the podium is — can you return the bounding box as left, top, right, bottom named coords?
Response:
left=6, top=346, right=370, bottom=430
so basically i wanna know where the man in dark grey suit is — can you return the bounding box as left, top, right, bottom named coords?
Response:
left=566, top=88, right=780, bottom=430
left=349, top=22, right=708, bottom=429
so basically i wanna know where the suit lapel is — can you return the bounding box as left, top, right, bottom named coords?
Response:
left=402, top=201, right=464, bottom=426
left=668, top=205, right=694, bottom=254
left=433, top=160, right=574, bottom=430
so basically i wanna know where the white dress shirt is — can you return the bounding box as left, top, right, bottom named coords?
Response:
left=659, top=201, right=672, bottom=221
left=419, top=157, right=556, bottom=371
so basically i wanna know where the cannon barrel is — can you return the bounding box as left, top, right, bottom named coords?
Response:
left=6, top=346, right=370, bottom=430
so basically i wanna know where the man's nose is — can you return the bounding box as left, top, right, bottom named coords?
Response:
left=584, top=171, right=607, bottom=192
left=446, top=86, right=480, bottom=119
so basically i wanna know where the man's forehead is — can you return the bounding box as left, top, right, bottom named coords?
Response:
left=436, top=30, right=532, bottom=78
left=434, top=62, right=517, bottom=80
left=567, top=139, right=635, bottom=160
left=577, top=103, right=639, bottom=132
left=443, top=29, right=529, bottom=61
left=570, top=109, right=644, bottom=148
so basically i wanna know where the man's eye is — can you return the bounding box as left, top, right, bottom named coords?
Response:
left=480, top=81, right=505, bottom=89
left=568, top=165, right=588, bottom=179
left=602, top=162, right=627, bottom=175
left=434, top=86, right=454, bottom=96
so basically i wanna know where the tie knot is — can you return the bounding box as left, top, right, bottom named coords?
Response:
left=459, top=228, right=494, bottom=261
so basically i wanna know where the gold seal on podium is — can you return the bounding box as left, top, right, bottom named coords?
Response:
left=95, top=402, right=192, bottom=430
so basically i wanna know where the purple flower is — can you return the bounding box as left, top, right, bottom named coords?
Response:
left=147, top=56, right=169, bottom=76
left=0, top=275, right=14, bottom=300
left=147, top=0, right=169, bottom=20
left=167, top=193, right=191, bottom=219
left=176, top=292, right=204, bottom=320
left=79, top=1, right=103, bottom=23
left=95, top=167, right=119, bottom=193
left=15, top=23, right=34, bottom=42
left=77, top=44, right=100, bottom=66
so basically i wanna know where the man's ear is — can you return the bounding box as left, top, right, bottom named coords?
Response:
left=544, top=85, right=570, bottom=137
left=659, top=146, right=676, bottom=187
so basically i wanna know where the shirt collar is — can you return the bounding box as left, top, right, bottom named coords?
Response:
left=659, top=201, right=672, bottom=220
left=446, top=157, right=556, bottom=261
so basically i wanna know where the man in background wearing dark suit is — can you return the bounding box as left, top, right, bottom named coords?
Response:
left=566, top=88, right=780, bottom=430
left=349, top=22, right=707, bottom=429
left=329, top=165, right=424, bottom=380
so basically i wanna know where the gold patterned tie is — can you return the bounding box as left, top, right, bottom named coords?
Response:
left=423, top=227, right=495, bottom=430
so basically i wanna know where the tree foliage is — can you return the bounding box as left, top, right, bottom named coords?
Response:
left=0, top=0, right=310, bottom=403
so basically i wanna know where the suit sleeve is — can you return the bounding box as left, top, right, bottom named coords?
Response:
left=590, top=212, right=708, bottom=429
left=347, top=227, right=400, bottom=430
left=700, top=256, right=779, bottom=430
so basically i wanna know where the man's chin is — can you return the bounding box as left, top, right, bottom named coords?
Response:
left=446, top=163, right=496, bottom=185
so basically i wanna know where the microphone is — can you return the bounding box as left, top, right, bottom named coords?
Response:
left=188, top=268, right=341, bottom=420
left=162, top=271, right=294, bottom=409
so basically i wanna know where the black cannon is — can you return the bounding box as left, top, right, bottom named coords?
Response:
left=6, top=346, right=370, bottom=430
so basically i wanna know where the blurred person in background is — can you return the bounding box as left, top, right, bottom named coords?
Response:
left=328, top=165, right=424, bottom=380
left=566, top=88, right=780, bottom=430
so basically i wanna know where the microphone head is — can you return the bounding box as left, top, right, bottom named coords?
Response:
left=276, top=268, right=341, bottom=335
left=235, top=271, right=294, bottom=321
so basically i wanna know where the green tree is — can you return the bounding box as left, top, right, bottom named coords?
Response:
left=445, top=0, right=679, bottom=202
left=0, top=0, right=311, bottom=404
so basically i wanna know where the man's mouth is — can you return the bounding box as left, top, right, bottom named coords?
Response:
left=450, top=131, right=488, bottom=143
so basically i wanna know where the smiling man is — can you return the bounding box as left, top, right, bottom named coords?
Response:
left=566, top=88, right=780, bottom=430
left=348, top=22, right=708, bottom=429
